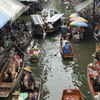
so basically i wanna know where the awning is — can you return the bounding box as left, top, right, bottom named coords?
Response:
left=0, top=12, right=11, bottom=29
left=75, top=0, right=93, bottom=12
left=46, top=13, right=64, bottom=23
left=0, top=0, right=28, bottom=22
left=31, top=14, right=44, bottom=25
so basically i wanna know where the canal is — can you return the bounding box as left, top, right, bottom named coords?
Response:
left=1, top=0, right=96, bottom=100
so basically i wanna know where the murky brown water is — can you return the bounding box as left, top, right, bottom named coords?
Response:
left=1, top=0, right=96, bottom=100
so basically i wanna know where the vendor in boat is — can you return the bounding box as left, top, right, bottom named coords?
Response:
left=3, top=64, right=18, bottom=83
left=48, top=22, right=54, bottom=29
left=10, top=52, right=20, bottom=73
left=25, top=92, right=36, bottom=100
left=12, top=91, right=23, bottom=100
left=73, top=32, right=80, bottom=40
left=62, top=41, right=72, bottom=54
left=20, top=66, right=36, bottom=92
left=32, top=40, right=40, bottom=49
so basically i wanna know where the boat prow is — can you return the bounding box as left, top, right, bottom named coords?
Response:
left=61, top=87, right=84, bottom=100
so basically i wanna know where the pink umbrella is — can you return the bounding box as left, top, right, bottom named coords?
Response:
left=70, top=12, right=78, bottom=16
left=64, top=1, right=70, bottom=4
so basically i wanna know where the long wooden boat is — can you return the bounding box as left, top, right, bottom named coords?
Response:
left=0, top=52, right=5, bottom=63
left=0, top=54, right=24, bottom=98
left=87, top=43, right=100, bottom=100
left=61, top=87, right=84, bottom=100
left=45, top=14, right=64, bottom=34
left=60, top=38, right=73, bottom=58
left=22, top=30, right=33, bottom=48
left=19, top=81, right=41, bottom=100
left=30, top=48, right=40, bottom=62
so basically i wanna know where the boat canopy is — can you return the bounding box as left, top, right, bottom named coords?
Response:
left=0, top=12, right=11, bottom=29
left=31, top=14, right=44, bottom=25
left=0, top=0, right=28, bottom=22
left=46, top=13, right=64, bottom=23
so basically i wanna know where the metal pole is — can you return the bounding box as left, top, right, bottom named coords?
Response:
left=92, top=0, right=96, bottom=31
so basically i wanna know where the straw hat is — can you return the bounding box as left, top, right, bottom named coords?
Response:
left=54, top=9, right=57, bottom=11
left=24, top=66, right=32, bottom=72
left=12, top=91, right=19, bottom=95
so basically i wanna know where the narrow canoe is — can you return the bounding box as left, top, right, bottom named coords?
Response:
left=60, top=38, right=73, bottom=58
left=73, top=38, right=81, bottom=43
left=23, top=31, right=33, bottom=48
left=61, top=87, right=84, bottom=100
left=30, top=48, right=40, bottom=62
left=19, top=81, right=41, bottom=100
left=46, top=24, right=61, bottom=34
left=87, top=43, right=100, bottom=100
left=0, top=54, right=24, bottom=98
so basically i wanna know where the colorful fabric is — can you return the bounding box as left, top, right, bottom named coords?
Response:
left=24, top=74, right=29, bottom=89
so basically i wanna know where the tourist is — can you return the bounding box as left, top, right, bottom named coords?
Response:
left=62, top=41, right=71, bottom=54
left=12, top=91, right=23, bottom=100
left=10, top=53, right=20, bottom=72
left=20, top=66, right=35, bottom=92
left=25, top=92, right=36, bottom=100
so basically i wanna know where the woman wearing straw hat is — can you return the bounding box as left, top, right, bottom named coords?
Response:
left=12, top=91, right=23, bottom=100
left=20, top=66, right=35, bottom=92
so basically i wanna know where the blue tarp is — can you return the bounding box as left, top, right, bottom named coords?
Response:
left=0, top=12, right=11, bottom=29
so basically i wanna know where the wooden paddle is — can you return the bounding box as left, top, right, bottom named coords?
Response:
left=38, top=42, right=46, bottom=52
left=11, top=41, right=30, bottom=61
left=54, top=48, right=62, bottom=56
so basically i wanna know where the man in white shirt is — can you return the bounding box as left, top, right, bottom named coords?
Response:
left=48, top=22, right=53, bottom=28
left=62, top=37, right=68, bottom=47
left=12, top=91, right=23, bottom=100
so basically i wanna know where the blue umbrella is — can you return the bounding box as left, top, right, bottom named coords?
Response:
left=70, top=20, right=88, bottom=27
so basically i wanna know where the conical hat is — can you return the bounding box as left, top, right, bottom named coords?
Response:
left=23, top=66, right=32, bottom=72
left=12, top=91, right=19, bottom=95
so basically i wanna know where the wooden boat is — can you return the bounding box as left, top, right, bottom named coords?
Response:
left=0, top=54, right=24, bottom=98
left=19, top=81, right=41, bottom=100
left=31, top=14, right=44, bottom=35
left=87, top=43, right=100, bottom=100
left=60, top=38, right=73, bottom=58
left=61, top=87, right=84, bottom=100
left=30, top=48, right=40, bottom=62
left=0, top=52, right=5, bottom=63
left=45, top=14, right=64, bottom=34
left=23, top=31, right=33, bottom=48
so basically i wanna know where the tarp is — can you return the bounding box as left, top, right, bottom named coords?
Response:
left=46, top=13, right=64, bottom=23
left=31, top=14, right=44, bottom=25
left=75, top=0, right=93, bottom=12
left=0, top=0, right=28, bottom=22
left=0, top=12, right=11, bottom=29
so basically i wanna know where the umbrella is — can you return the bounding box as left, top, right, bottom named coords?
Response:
left=69, top=17, right=88, bottom=22
left=70, top=12, right=78, bottom=16
left=69, top=14, right=80, bottom=18
left=70, top=20, right=88, bottom=27
left=64, top=1, right=70, bottom=4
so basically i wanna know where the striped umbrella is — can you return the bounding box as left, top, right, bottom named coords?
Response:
left=69, top=17, right=88, bottom=22
left=69, top=14, right=80, bottom=18
left=70, top=20, right=88, bottom=27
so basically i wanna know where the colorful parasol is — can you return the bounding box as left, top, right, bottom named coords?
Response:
left=70, top=20, right=88, bottom=27
left=64, top=1, right=71, bottom=4
left=70, top=12, right=78, bottom=16
left=69, top=14, right=80, bottom=18
left=69, top=17, right=88, bottom=22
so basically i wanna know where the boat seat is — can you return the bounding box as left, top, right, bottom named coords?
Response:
left=64, top=95, right=79, bottom=100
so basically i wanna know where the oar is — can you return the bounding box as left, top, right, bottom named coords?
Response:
left=11, top=41, right=30, bottom=61
left=38, top=42, right=46, bottom=52
left=54, top=48, right=62, bottom=56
